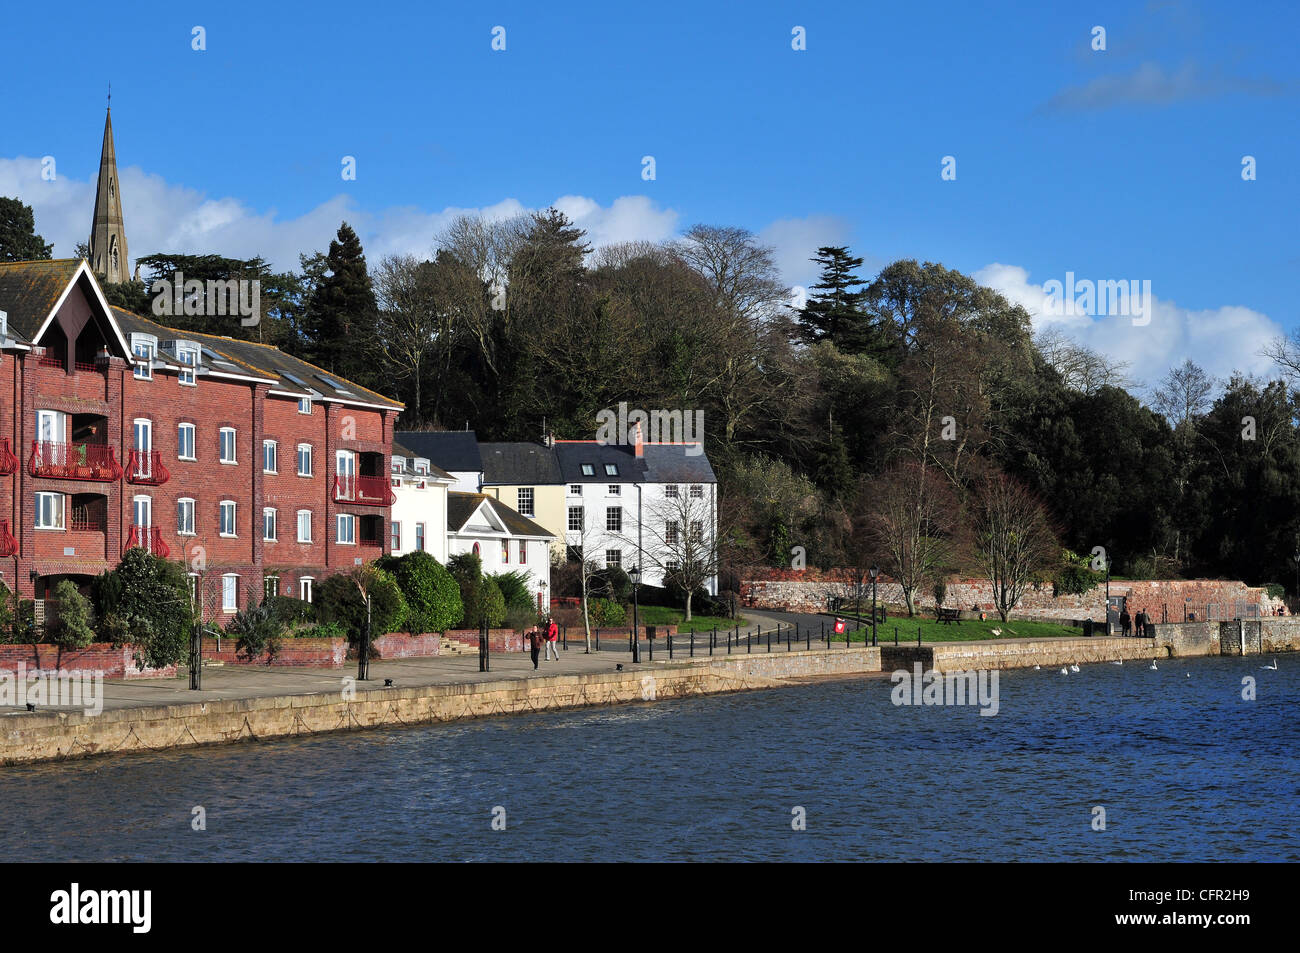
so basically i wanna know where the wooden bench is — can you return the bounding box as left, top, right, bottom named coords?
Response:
left=937, top=607, right=961, bottom=625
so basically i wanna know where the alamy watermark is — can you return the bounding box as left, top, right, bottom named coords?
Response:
left=890, top=663, right=999, bottom=717
left=595, top=401, right=704, bottom=456
left=1041, top=272, right=1152, bottom=326
left=151, top=271, right=261, bottom=326
left=1, top=663, right=104, bottom=715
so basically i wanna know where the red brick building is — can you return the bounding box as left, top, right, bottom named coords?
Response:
left=0, top=258, right=402, bottom=621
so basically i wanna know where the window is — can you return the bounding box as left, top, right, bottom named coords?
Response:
left=667, top=559, right=681, bottom=573
left=415, top=523, right=425, bottom=552
left=517, top=487, right=534, bottom=517
left=263, top=507, right=277, bottom=541
left=691, top=520, right=704, bottom=541
left=297, top=444, right=313, bottom=476
left=263, top=439, right=277, bottom=473
left=178, top=346, right=198, bottom=386
left=132, top=335, right=154, bottom=380
left=501, top=539, right=509, bottom=564
left=300, top=577, right=313, bottom=603
left=666, top=521, right=679, bottom=546
left=177, top=423, right=196, bottom=460
left=569, top=484, right=582, bottom=496
left=133, top=419, right=153, bottom=477
left=219, top=500, right=237, bottom=537
left=298, top=397, right=312, bottom=415
left=297, top=510, right=312, bottom=543
left=219, top=427, right=237, bottom=464
left=337, top=514, right=355, bottom=545
left=390, top=521, right=402, bottom=552
left=606, top=507, right=622, bottom=532
left=36, top=409, right=65, bottom=444
left=605, top=549, right=622, bottom=568
left=581, top=464, right=595, bottom=476
left=177, top=498, right=195, bottom=536
left=608, top=484, right=620, bottom=496
left=604, top=463, right=619, bottom=476
left=264, top=575, right=280, bottom=600
left=221, top=574, right=239, bottom=612
left=519, top=540, right=527, bottom=564
left=133, top=495, right=152, bottom=528
left=568, top=506, right=584, bottom=531
left=665, top=484, right=680, bottom=498
left=35, top=492, right=64, bottom=529
left=690, top=484, right=704, bottom=499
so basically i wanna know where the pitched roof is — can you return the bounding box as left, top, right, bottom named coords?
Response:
left=480, top=442, right=562, bottom=485
left=641, top=443, right=716, bottom=484
left=396, top=431, right=482, bottom=473
left=552, top=441, right=646, bottom=482
left=110, top=307, right=403, bottom=409
left=447, top=492, right=554, bottom=539
left=0, top=259, right=90, bottom=341
left=391, top=441, right=455, bottom=481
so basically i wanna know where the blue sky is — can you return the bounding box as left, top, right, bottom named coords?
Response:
left=1, top=0, right=1296, bottom=385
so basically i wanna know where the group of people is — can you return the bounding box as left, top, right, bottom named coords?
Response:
left=525, top=618, right=560, bottom=669
left=1118, top=606, right=1150, bottom=636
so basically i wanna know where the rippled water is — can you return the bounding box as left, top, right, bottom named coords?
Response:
left=2, top=655, right=1297, bottom=861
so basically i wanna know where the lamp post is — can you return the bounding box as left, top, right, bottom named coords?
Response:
left=870, top=564, right=879, bottom=644
left=629, top=565, right=642, bottom=664
left=1104, top=557, right=1112, bottom=635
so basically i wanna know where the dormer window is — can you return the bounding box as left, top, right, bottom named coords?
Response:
left=581, top=464, right=595, bottom=476
left=176, top=344, right=199, bottom=386
left=131, top=333, right=157, bottom=381
left=604, top=463, right=619, bottom=476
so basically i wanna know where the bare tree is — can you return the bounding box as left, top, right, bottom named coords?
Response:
left=670, top=224, right=787, bottom=327
left=637, top=487, right=719, bottom=621
left=971, top=471, right=1058, bottom=622
left=1151, top=358, right=1216, bottom=430
left=867, top=462, right=962, bottom=616
left=565, top=505, right=620, bottom=653
left=1034, top=326, right=1135, bottom=394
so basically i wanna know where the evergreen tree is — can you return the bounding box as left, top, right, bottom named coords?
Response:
left=797, top=246, right=869, bottom=350
left=0, top=197, right=54, bottom=261
left=303, top=222, right=379, bottom=382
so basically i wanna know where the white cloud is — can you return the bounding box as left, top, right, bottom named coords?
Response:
left=975, top=262, right=1282, bottom=388
left=758, top=215, right=856, bottom=289
left=0, top=156, right=679, bottom=273
left=1041, top=61, right=1287, bottom=113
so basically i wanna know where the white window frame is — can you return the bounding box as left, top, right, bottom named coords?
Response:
left=581, top=464, right=595, bottom=476
left=608, top=484, right=620, bottom=496
left=132, top=336, right=155, bottom=380
left=605, top=549, right=622, bottom=568
left=36, top=409, right=66, bottom=445
left=606, top=506, right=622, bottom=532
left=219, top=427, right=237, bottom=465
left=177, top=423, right=196, bottom=461
left=300, top=576, right=314, bottom=603
left=501, top=539, right=509, bottom=564
left=133, top=494, right=152, bottom=529
left=263, top=439, right=278, bottom=474
left=517, top=486, right=534, bottom=517
left=35, top=491, right=65, bottom=530
left=690, top=484, right=704, bottom=499
left=297, top=510, right=312, bottom=543
left=177, top=498, right=196, bottom=536
left=336, top=513, right=356, bottom=545
left=391, top=520, right=402, bottom=552
left=297, top=443, right=313, bottom=477
left=604, top=463, right=619, bottom=477
left=221, top=573, right=239, bottom=613
left=569, top=484, right=582, bottom=496
left=415, top=522, right=425, bottom=552
left=178, top=346, right=199, bottom=386
left=568, top=506, right=583, bottom=531
left=665, top=484, right=680, bottom=498
left=219, top=500, right=237, bottom=537
left=263, top=507, right=277, bottom=542
left=297, top=397, right=312, bottom=415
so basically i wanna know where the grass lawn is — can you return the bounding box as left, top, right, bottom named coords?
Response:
left=826, top=614, right=1082, bottom=643
left=636, top=604, right=749, bottom=633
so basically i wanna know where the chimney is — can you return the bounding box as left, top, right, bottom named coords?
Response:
left=633, top=419, right=644, bottom=458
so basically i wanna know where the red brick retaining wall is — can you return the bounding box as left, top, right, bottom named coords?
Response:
left=0, top=644, right=176, bottom=679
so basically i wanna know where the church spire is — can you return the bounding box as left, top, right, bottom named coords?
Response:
left=88, top=105, right=129, bottom=284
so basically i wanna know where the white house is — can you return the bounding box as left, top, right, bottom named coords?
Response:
left=394, top=430, right=482, bottom=493
left=389, top=442, right=455, bottom=562
left=447, top=492, right=554, bottom=611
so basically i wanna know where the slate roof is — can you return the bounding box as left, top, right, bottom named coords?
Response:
left=390, top=441, right=455, bottom=481
left=641, top=443, right=716, bottom=484
left=0, top=259, right=83, bottom=341
left=480, top=442, right=563, bottom=485
left=396, top=431, right=482, bottom=473
left=552, top=441, right=646, bottom=483
left=447, top=492, right=553, bottom=539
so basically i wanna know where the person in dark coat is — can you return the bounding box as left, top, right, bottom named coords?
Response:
left=527, top=627, right=544, bottom=670
left=1120, top=607, right=1132, bottom=637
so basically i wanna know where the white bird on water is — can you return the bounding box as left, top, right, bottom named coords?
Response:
left=1034, top=665, right=1041, bottom=670
left=1060, top=667, right=1069, bottom=675
left=1070, top=663, right=1081, bottom=673
left=1262, top=659, right=1279, bottom=670
left=1150, top=659, right=1159, bottom=670
left=1112, top=660, right=1123, bottom=665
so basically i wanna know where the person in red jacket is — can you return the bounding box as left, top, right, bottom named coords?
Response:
left=545, top=617, right=560, bottom=661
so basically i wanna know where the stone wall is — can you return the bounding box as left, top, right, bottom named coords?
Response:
left=740, top=568, right=1282, bottom=622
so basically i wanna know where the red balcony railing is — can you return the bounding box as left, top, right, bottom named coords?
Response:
left=0, top=438, right=17, bottom=476
left=29, top=441, right=123, bottom=481
left=122, top=525, right=170, bottom=558
left=125, top=449, right=171, bottom=486
left=70, top=512, right=106, bottom=532
left=0, top=520, right=16, bottom=557
left=333, top=473, right=396, bottom=506
left=36, top=355, right=101, bottom=373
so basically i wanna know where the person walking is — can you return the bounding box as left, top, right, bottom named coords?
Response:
left=545, top=616, right=560, bottom=661
left=527, top=626, right=543, bottom=670
left=1120, top=606, right=1132, bottom=637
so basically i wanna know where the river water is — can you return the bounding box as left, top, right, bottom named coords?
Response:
left=2, top=655, right=1296, bottom=862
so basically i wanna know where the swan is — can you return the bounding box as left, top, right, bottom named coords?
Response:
left=1111, top=660, right=1123, bottom=665
left=1070, top=663, right=1080, bottom=673
left=1149, top=659, right=1158, bottom=670
left=1060, top=667, right=1069, bottom=675
left=1261, top=659, right=1279, bottom=670
left=1034, top=665, right=1041, bottom=670
left=991, top=627, right=1002, bottom=636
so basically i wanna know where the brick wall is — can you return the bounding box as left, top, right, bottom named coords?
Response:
left=0, top=643, right=175, bottom=679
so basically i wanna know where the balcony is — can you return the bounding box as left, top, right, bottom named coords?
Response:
left=123, top=525, right=170, bottom=558
left=333, top=473, right=396, bottom=507
left=29, top=442, right=123, bottom=482
left=0, top=520, right=16, bottom=557
left=125, top=450, right=171, bottom=486
left=0, top=438, right=17, bottom=476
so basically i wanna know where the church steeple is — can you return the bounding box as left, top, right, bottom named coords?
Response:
left=88, top=104, right=129, bottom=284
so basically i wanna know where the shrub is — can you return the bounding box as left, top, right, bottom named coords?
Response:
left=14, top=599, right=37, bottom=644
left=94, top=549, right=191, bottom=669
left=379, top=551, right=463, bottom=633
left=480, top=576, right=507, bottom=628
left=1264, top=583, right=1286, bottom=601
left=48, top=580, right=95, bottom=649
left=505, top=604, right=538, bottom=632
left=228, top=600, right=286, bottom=662
left=448, top=552, right=484, bottom=627
left=263, top=595, right=316, bottom=628
left=1052, top=550, right=1103, bottom=597
left=590, top=598, right=626, bottom=627
left=318, top=567, right=409, bottom=644
left=0, top=583, right=13, bottom=643
left=591, top=565, right=631, bottom=603
left=490, top=570, right=534, bottom=613
left=293, top=621, right=347, bottom=641
left=933, top=579, right=947, bottom=609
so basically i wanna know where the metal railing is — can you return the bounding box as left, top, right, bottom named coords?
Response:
left=125, top=449, right=171, bottom=486
left=29, top=441, right=123, bottom=481
left=333, top=473, right=396, bottom=506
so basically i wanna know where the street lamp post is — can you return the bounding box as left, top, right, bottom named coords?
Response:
left=870, top=565, right=879, bottom=645
left=1104, top=557, right=1112, bottom=635
left=629, top=565, right=642, bottom=664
